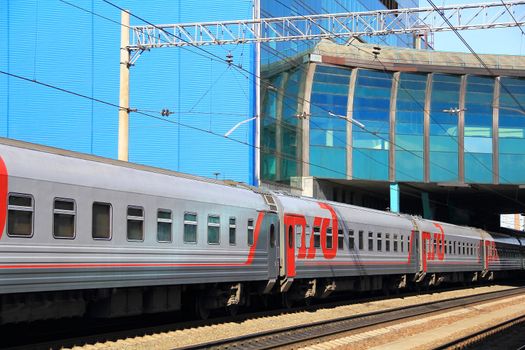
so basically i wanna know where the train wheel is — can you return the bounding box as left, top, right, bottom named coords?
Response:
left=195, top=295, right=210, bottom=320
left=227, top=304, right=239, bottom=317
left=282, top=293, right=294, bottom=309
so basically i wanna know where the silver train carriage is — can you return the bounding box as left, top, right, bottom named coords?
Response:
left=0, top=138, right=523, bottom=323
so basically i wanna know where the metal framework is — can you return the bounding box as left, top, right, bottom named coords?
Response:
left=129, top=1, right=525, bottom=54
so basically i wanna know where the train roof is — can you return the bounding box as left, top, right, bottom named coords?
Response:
left=0, top=137, right=269, bottom=210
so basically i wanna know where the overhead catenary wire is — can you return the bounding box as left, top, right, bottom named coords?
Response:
left=45, top=0, right=525, bottom=210
left=500, top=0, right=525, bottom=36
left=100, top=0, right=525, bottom=207
left=2, top=69, right=488, bottom=218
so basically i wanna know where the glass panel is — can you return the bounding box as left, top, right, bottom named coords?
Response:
left=54, top=213, right=74, bottom=238
left=184, top=212, right=197, bottom=243
left=8, top=211, right=32, bottom=236
left=127, top=206, right=144, bottom=241
left=207, top=216, right=220, bottom=244
left=247, top=219, right=254, bottom=246
left=8, top=195, right=32, bottom=207
left=229, top=217, right=236, bottom=245
left=157, top=210, right=172, bottom=242
left=309, top=64, right=351, bottom=179
left=92, top=202, right=111, bottom=239
left=430, top=73, right=461, bottom=182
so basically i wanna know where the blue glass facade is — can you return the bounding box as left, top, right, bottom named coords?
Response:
left=464, top=75, right=494, bottom=183
left=261, top=55, right=525, bottom=186
left=429, top=73, right=461, bottom=182
left=395, top=72, right=426, bottom=182
left=310, top=65, right=351, bottom=178
left=499, top=77, right=525, bottom=183
left=353, top=69, right=392, bottom=181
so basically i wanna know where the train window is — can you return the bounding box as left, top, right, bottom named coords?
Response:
left=377, top=232, right=382, bottom=251
left=393, top=234, right=398, bottom=252
left=358, top=230, right=364, bottom=250
left=433, top=240, right=437, bottom=256
left=207, top=215, right=220, bottom=244
left=184, top=212, right=198, bottom=243
left=368, top=231, right=373, bottom=251
left=453, top=241, right=456, bottom=255
left=385, top=233, right=390, bottom=252
left=305, top=226, right=311, bottom=249
left=462, top=243, right=465, bottom=255
left=53, top=198, right=75, bottom=239
left=349, top=229, right=355, bottom=250
left=229, top=217, right=236, bottom=245
left=157, top=209, right=172, bottom=242
left=288, top=225, right=293, bottom=249
left=314, top=226, right=321, bottom=248
left=400, top=235, right=404, bottom=252
left=92, top=202, right=111, bottom=240
left=247, top=219, right=254, bottom=246
left=7, top=193, right=34, bottom=237
left=270, top=224, right=276, bottom=248
left=326, top=227, right=333, bottom=249
left=338, top=229, right=344, bottom=250
left=127, top=206, right=144, bottom=241
left=295, top=225, right=302, bottom=248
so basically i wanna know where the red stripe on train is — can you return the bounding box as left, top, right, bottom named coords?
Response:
left=0, top=212, right=265, bottom=269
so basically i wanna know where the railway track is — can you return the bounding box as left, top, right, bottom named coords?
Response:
left=435, top=314, right=525, bottom=350
left=179, top=287, right=525, bottom=350
left=4, top=285, right=524, bottom=350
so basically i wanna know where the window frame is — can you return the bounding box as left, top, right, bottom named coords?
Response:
left=7, top=193, right=35, bottom=238
left=156, top=208, right=173, bottom=243
left=52, top=197, right=76, bottom=239
left=183, top=212, right=198, bottom=244
left=247, top=218, right=255, bottom=246
left=92, top=201, right=112, bottom=240
left=229, top=217, right=236, bottom=245
left=207, top=214, right=221, bottom=245
left=337, top=229, right=344, bottom=250
left=126, top=205, right=145, bottom=242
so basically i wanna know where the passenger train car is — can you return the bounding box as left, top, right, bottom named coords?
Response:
left=0, top=138, right=523, bottom=324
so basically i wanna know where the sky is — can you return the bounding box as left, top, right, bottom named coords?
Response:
left=429, top=0, right=525, bottom=55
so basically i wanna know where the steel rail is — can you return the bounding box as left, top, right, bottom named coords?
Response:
left=177, top=287, right=525, bottom=350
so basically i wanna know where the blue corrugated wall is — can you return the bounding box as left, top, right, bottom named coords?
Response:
left=0, top=0, right=256, bottom=184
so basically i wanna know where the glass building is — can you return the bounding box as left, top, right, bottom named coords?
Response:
left=261, top=40, right=525, bottom=226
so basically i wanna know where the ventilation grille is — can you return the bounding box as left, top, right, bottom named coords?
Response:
left=263, top=194, right=278, bottom=212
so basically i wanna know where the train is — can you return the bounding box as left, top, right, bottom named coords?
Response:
left=0, top=137, right=524, bottom=324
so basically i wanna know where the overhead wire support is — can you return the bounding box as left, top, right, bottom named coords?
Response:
left=128, top=1, right=525, bottom=51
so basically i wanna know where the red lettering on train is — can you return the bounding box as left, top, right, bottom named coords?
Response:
left=318, top=203, right=339, bottom=259
left=0, top=156, right=7, bottom=239
left=422, top=223, right=446, bottom=272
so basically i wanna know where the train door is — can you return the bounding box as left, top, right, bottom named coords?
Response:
left=283, top=214, right=303, bottom=278
left=265, top=212, right=280, bottom=279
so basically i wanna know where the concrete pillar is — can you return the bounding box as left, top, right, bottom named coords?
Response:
left=346, top=68, right=359, bottom=180
left=118, top=10, right=130, bottom=161
left=424, top=73, right=433, bottom=183
left=458, top=75, right=467, bottom=183
left=390, top=183, right=400, bottom=213
left=301, top=63, right=317, bottom=177
left=492, top=77, right=500, bottom=184
left=389, top=72, right=400, bottom=182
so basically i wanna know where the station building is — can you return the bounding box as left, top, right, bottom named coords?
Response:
left=260, top=40, right=525, bottom=229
